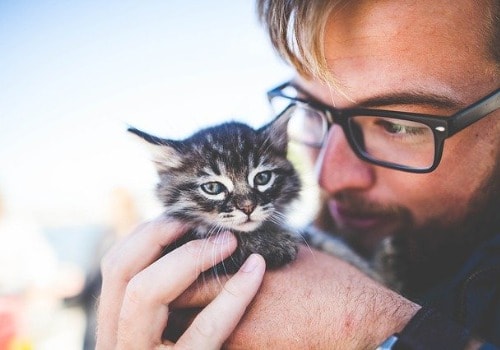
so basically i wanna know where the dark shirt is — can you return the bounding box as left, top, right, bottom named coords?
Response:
left=403, top=234, right=500, bottom=348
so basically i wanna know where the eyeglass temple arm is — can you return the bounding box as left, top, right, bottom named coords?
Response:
left=447, top=89, right=500, bottom=137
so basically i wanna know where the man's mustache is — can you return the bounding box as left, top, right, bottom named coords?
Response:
left=330, top=190, right=408, bottom=218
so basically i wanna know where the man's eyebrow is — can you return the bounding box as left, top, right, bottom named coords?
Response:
left=292, top=81, right=466, bottom=111
left=356, top=91, right=466, bottom=110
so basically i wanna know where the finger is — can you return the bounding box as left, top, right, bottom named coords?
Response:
left=171, top=273, right=230, bottom=309
left=116, top=233, right=238, bottom=349
left=101, top=216, right=188, bottom=281
left=96, top=216, right=187, bottom=350
left=176, top=254, right=266, bottom=350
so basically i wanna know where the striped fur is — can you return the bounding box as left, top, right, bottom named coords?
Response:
left=129, top=116, right=301, bottom=272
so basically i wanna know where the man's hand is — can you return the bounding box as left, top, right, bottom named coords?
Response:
left=96, top=216, right=266, bottom=350
left=172, top=246, right=421, bottom=349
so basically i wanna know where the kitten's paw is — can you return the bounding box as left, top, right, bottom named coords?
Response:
left=260, top=237, right=298, bottom=269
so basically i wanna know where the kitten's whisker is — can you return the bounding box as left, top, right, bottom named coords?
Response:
left=198, top=230, right=214, bottom=285
left=294, top=228, right=314, bottom=254
left=267, top=210, right=314, bottom=255
left=268, top=213, right=287, bottom=227
left=201, top=226, right=223, bottom=286
left=271, top=210, right=287, bottom=220
left=215, top=224, right=227, bottom=283
left=208, top=224, right=228, bottom=286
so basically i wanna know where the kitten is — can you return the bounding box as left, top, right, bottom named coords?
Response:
left=128, top=115, right=301, bottom=273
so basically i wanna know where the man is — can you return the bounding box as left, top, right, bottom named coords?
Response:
left=96, top=0, right=499, bottom=348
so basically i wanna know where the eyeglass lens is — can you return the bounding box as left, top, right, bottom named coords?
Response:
left=349, top=116, right=435, bottom=169
left=271, top=95, right=436, bottom=170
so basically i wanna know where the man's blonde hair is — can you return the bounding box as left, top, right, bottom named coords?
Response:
left=257, top=0, right=345, bottom=83
left=257, top=0, right=500, bottom=80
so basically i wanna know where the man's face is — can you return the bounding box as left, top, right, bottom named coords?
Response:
left=298, top=0, right=500, bottom=256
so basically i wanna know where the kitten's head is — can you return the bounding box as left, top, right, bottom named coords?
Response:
left=129, top=115, right=301, bottom=234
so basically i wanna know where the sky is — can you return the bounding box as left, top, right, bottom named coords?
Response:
left=0, top=0, right=292, bottom=226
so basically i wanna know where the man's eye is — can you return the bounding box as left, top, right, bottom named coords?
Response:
left=376, top=120, right=426, bottom=135
left=254, top=171, right=273, bottom=186
left=201, top=182, right=226, bottom=195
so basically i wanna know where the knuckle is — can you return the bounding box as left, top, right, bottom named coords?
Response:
left=100, top=245, right=135, bottom=284
left=100, top=247, right=121, bottom=279
left=123, top=274, right=150, bottom=306
left=193, top=313, right=215, bottom=338
left=182, top=240, right=203, bottom=257
left=222, top=279, right=245, bottom=299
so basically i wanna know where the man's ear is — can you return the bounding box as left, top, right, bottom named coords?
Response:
left=127, top=126, right=183, bottom=172
left=258, top=108, right=292, bottom=154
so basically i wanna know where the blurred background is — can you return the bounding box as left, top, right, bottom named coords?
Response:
left=0, top=1, right=291, bottom=348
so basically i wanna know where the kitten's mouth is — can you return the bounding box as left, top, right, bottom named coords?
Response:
left=234, top=219, right=262, bottom=232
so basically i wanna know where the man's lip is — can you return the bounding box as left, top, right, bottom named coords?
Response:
left=328, top=201, right=389, bottom=230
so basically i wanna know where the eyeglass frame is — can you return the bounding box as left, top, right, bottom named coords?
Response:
left=267, top=81, right=500, bottom=173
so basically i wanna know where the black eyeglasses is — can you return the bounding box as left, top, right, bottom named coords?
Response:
left=267, top=81, right=500, bottom=173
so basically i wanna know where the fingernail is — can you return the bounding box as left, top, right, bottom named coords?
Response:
left=240, top=254, right=262, bottom=273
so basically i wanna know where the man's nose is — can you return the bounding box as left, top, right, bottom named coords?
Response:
left=316, top=125, right=375, bottom=194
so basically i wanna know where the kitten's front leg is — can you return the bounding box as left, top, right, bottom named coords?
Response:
left=227, top=229, right=298, bottom=272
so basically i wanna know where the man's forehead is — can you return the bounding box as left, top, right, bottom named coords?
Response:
left=308, top=1, right=497, bottom=108
left=323, top=0, right=492, bottom=67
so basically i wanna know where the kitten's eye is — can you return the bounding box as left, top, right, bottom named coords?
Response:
left=200, top=181, right=226, bottom=195
left=254, top=171, right=273, bottom=186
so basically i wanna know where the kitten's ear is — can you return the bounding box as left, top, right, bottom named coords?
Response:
left=258, top=110, right=291, bottom=153
left=127, top=126, right=183, bottom=171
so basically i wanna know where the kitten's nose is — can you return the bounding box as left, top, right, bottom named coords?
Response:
left=237, top=201, right=256, bottom=215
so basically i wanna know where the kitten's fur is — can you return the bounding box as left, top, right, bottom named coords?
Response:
left=129, top=116, right=301, bottom=273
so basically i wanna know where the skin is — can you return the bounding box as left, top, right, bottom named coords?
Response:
left=302, top=0, right=500, bottom=254
left=96, top=218, right=265, bottom=349
left=96, top=0, right=499, bottom=348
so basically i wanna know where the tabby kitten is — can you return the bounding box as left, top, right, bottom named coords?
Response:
left=128, top=115, right=301, bottom=273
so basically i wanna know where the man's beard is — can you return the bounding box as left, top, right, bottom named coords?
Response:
left=387, top=165, right=500, bottom=296
left=315, top=160, right=500, bottom=296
